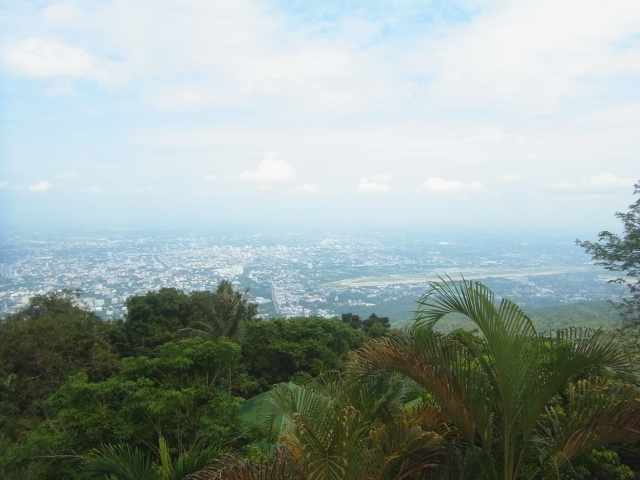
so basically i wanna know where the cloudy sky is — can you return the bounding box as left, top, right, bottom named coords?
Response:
left=1, top=0, right=639, bottom=232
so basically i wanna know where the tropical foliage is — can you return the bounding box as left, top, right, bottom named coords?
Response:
left=3, top=279, right=640, bottom=479
left=0, top=291, right=116, bottom=422
left=349, top=278, right=640, bottom=480
left=191, top=371, right=446, bottom=480
left=82, top=437, right=218, bottom=480
left=1, top=337, right=243, bottom=479
left=181, top=281, right=259, bottom=341
left=0, top=284, right=384, bottom=479
left=264, top=372, right=445, bottom=480
left=242, top=317, right=367, bottom=394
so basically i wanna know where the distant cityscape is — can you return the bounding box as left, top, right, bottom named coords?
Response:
left=0, top=228, right=623, bottom=321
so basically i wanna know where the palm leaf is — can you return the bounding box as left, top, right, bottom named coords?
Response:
left=530, top=377, right=640, bottom=478
left=349, top=328, right=485, bottom=446
left=356, top=278, right=640, bottom=480
left=177, top=323, right=216, bottom=340
left=170, top=447, right=221, bottom=480
left=183, top=448, right=305, bottom=480
left=82, top=443, right=159, bottom=480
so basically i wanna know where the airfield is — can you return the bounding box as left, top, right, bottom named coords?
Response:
left=327, top=266, right=597, bottom=288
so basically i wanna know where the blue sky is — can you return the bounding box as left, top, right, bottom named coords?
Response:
left=1, top=0, right=639, bottom=232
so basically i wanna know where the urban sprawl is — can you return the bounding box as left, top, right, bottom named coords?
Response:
left=0, top=230, right=623, bottom=321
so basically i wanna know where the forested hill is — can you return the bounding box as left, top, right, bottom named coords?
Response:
left=372, top=298, right=622, bottom=332
left=525, top=300, right=622, bottom=330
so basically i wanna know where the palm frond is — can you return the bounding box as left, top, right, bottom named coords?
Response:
left=367, top=415, right=443, bottom=480
left=176, top=325, right=215, bottom=340
left=183, top=448, right=305, bottom=480
left=170, top=447, right=220, bottom=480
left=358, top=278, right=640, bottom=480
left=531, top=377, right=640, bottom=477
left=82, top=443, right=159, bottom=480
left=348, top=327, right=486, bottom=445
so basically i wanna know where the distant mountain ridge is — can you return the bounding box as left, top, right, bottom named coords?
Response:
left=346, top=299, right=622, bottom=332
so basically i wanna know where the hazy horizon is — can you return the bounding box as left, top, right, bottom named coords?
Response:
left=0, top=221, right=612, bottom=242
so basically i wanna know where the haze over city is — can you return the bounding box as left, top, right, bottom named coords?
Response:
left=1, top=0, right=639, bottom=231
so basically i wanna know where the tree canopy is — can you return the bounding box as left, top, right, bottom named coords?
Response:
left=242, top=316, right=367, bottom=394
left=577, top=180, right=640, bottom=323
left=2, top=337, right=244, bottom=479
left=341, top=312, right=391, bottom=338
left=0, top=292, right=116, bottom=424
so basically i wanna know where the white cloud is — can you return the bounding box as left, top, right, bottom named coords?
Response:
left=369, top=173, right=394, bottom=183
left=83, top=186, right=104, bottom=193
left=203, top=174, right=217, bottom=182
left=546, top=173, right=634, bottom=193
left=358, top=177, right=390, bottom=194
left=4, top=2, right=409, bottom=114
left=1, top=2, right=639, bottom=230
left=2, top=38, right=91, bottom=77
left=418, top=177, right=486, bottom=194
left=293, top=183, right=331, bottom=194
left=496, top=174, right=522, bottom=184
left=579, top=172, right=635, bottom=190
left=423, top=0, right=640, bottom=109
left=1, top=38, right=115, bottom=83
left=55, top=171, right=77, bottom=179
left=0, top=181, right=9, bottom=189
left=6, top=1, right=638, bottom=116
left=239, top=153, right=296, bottom=183
left=2, top=0, right=639, bottom=117
left=29, top=180, right=52, bottom=192
left=546, top=181, right=574, bottom=191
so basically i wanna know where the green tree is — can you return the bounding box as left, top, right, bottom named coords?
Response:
left=349, top=279, right=640, bottom=480
left=182, top=281, right=258, bottom=341
left=3, top=338, right=244, bottom=479
left=111, top=283, right=258, bottom=357
left=341, top=312, right=363, bottom=329
left=242, top=317, right=367, bottom=395
left=362, top=313, right=391, bottom=338
left=342, top=312, right=391, bottom=338
left=117, top=288, right=194, bottom=356
left=577, top=180, right=640, bottom=323
left=564, top=448, right=634, bottom=480
left=0, top=292, right=116, bottom=423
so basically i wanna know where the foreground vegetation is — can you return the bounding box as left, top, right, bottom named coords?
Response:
left=0, top=282, right=386, bottom=479
left=1, top=276, right=639, bottom=479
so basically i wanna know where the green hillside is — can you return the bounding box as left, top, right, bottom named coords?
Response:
left=375, top=299, right=622, bottom=332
